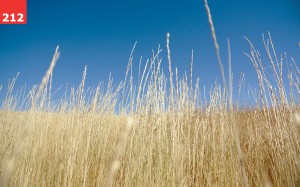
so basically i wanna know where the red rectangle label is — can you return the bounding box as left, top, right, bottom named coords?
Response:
left=0, top=0, right=27, bottom=24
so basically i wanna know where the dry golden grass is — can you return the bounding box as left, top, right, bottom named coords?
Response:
left=1, top=1, right=300, bottom=186
left=0, top=108, right=299, bottom=186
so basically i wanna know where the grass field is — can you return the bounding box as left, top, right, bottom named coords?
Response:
left=1, top=35, right=299, bottom=186
left=1, top=2, right=300, bottom=187
left=0, top=108, right=299, bottom=186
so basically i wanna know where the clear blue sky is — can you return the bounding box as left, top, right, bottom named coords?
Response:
left=0, top=0, right=299, bottom=102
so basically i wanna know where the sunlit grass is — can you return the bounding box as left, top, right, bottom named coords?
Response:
left=0, top=2, right=300, bottom=186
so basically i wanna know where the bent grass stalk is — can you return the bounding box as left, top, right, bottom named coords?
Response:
left=1, top=46, right=60, bottom=187
left=204, top=0, right=249, bottom=186
left=204, top=0, right=228, bottom=95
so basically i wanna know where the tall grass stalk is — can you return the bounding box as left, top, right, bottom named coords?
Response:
left=204, top=1, right=249, bottom=186
left=1, top=46, right=60, bottom=187
left=203, top=0, right=228, bottom=95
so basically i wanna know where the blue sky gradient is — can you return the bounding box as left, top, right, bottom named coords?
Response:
left=0, top=0, right=299, bottom=103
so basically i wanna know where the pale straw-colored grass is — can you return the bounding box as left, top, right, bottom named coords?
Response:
left=0, top=2, right=299, bottom=187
